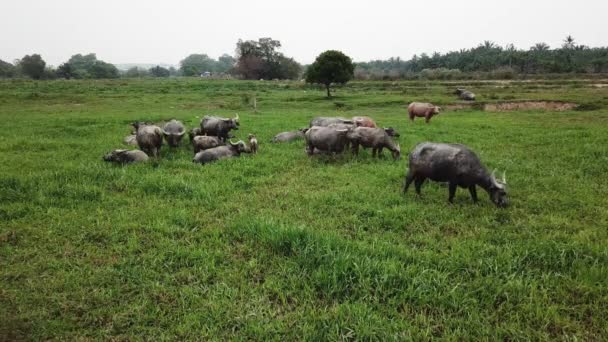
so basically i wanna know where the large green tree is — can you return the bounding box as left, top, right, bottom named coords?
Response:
left=306, top=50, right=354, bottom=97
left=149, top=65, right=170, bottom=77
left=19, top=54, right=46, bottom=80
left=234, top=38, right=301, bottom=80
left=0, top=59, right=17, bottom=78
left=179, top=54, right=216, bottom=76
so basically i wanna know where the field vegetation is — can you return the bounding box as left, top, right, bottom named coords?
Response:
left=1, top=78, right=607, bottom=340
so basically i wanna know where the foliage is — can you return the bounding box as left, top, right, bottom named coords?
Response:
left=355, top=37, right=608, bottom=79
left=306, top=50, right=354, bottom=97
left=55, top=53, right=119, bottom=79
left=180, top=54, right=217, bottom=76
left=18, top=54, right=46, bottom=80
left=56, top=63, right=75, bottom=79
left=234, top=38, right=301, bottom=80
left=0, top=78, right=607, bottom=340
left=149, top=65, right=170, bottom=77
left=0, top=59, right=18, bottom=78
left=124, top=66, right=149, bottom=78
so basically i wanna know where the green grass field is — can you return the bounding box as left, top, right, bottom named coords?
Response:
left=1, top=78, right=607, bottom=340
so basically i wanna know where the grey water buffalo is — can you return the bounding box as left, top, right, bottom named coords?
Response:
left=309, top=117, right=353, bottom=127
left=403, top=142, right=508, bottom=207
left=248, top=134, right=258, bottom=154
left=200, top=114, right=239, bottom=141
left=271, top=129, right=307, bottom=143
left=192, top=135, right=223, bottom=153
left=132, top=122, right=163, bottom=157
left=305, top=126, right=350, bottom=155
left=123, top=134, right=138, bottom=146
left=348, top=127, right=401, bottom=160
left=383, top=127, right=400, bottom=137
left=189, top=127, right=202, bottom=143
left=192, top=140, right=249, bottom=164
left=408, top=102, right=441, bottom=123
left=455, top=88, right=476, bottom=101
left=162, top=119, right=186, bottom=147
left=103, top=149, right=149, bottom=164
left=352, top=116, right=377, bottom=128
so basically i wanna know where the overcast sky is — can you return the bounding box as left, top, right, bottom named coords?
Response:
left=2, top=0, right=607, bottom=67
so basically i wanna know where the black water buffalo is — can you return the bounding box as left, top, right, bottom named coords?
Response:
left=200, top=114, right=239, bottom=141
left=271, top=129, right=307, bottom=143
left=309, top=117, right=353, bottom=127
left=103, top=149, right=149, bottom=164
left=403, top=142, right=508, bottom=207
left=347, top=127, right=401, bottom=160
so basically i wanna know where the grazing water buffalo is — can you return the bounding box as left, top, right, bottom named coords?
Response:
left=408, top=102, right=441, bottom=123
left=305, top=126, right=350, bottom=155
left=162, top=119, right=186, bottom=147
left=123, top=134, right=138, bottom=146
left=200, top=114, right=239, bottom=141
left=348, top=127, right=401, bottom=160
left=455, top=88, right=476, bottom=101
left=271, top=129, right=307, bottom=143
left=103, top=149, right=149, bottom=164
left=309, top=117, right=353, bottom=127
left=383, top=127, right=400, bottom=138
left=403, top=142, right=508, bottom=207
left=132, top=122, right=163, bottom=157
left=352, top=116, right=377, bottom=128
left=192, top=136, right=223, bottom=153
left=192, top=140, right=249, bottom=164
left=248, top=134, right=258, bottom=154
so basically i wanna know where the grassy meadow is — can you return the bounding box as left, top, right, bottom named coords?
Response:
left=1, top=78, right=608, bottom=340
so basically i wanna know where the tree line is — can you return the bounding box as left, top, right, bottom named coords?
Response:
left=2, top=36, right=608, bottom=81
left=355, top=36, right=608, bottom=80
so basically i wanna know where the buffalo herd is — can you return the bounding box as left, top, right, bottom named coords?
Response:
left=103, top=87, right=509, bottom=207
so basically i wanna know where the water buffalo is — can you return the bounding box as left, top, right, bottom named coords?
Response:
left=455, top=88, right=476, bottom=101
left=103, top=149, right=149, bottom=164
left=348, top=127, right=401, bottom=160
left=123, top=134, right=138, bottom=146
left=189, top=127, right=203, bottom=143
left=248, top=134, right=258, bottom=154
left=192, top=140, right=249, bottom=164
left=192, top=135, right=223, bottom=154
left=162, top=119, right=186, bottom=147
left=381, top=127, right=398, bottom=138
left=132, top=122, right=163, bottom=157
left=352, top=116, right=377, bottom=128
left=305, top=126, right=350, bottom=155
left=403, top=142, right=508, bottom=207
left=200, top=114, right=239, bottom=141
left=408, top=102, right=441, bottom=123
left=309, top=117, right=353, bottom=127
left=271, top=129, right=307, bottom=143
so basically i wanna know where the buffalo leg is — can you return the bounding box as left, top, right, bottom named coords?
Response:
left=448, top=182, right=457, bottom=203
left=352, top=143, right=359, bottom=156
left=403, top=173, right=414, bottom=193
left=414, top=178, right=424, bottom=195
left=468, top=185, right=478, bottom=203
left=372, top=148, right=377, bottom=158
left=425, top=115, right=431, bottom=124
left=378, top=147, right=384, bottom=158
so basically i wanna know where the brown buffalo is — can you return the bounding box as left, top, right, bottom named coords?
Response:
left=408, top=102, right=441, bottom=123
left=352, top=116, right=377, bottom=128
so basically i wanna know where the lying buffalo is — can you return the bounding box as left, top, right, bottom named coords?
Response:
left=455, top=88, right=476, bottom=101
left=305, top=126, right=350, bottom=155
left=193, top=140, right=249, bottom=164
left=403, top=142, right=508, bottom=207
left=162, top=119, right=186, bottom=147
left=309, top=117, right=353, bottom=127
left=348, top=127, right=400, bottom=160
left=200, top=114, right=239, bottom=141
left=132, top=122, right=163, bottom=157
left=192, top=136, right=223, bottom=154
left=352, top=116, right=377, bottom=128
left=123, top=134, right=137, bottom=146
left=271, top=129, right=307, bottom=143
left=103, top=149, right=149, bottom=164
left=408, top=102, right=441, bottom=123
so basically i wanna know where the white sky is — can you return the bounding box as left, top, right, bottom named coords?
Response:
left=2, top=0, right=607, bottom=66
